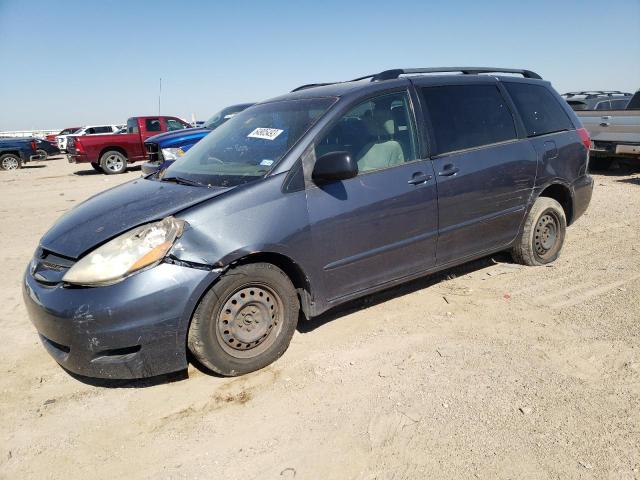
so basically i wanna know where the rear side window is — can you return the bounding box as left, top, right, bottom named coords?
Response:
left=127, top=118, right=139, bottom=134
left=610, top=99, right=629, bottom=110
left=505, top=83, right=573, bottom=137
left=595, top=101, right=611, bottom=110
left=567, top=101, right=587, bottom=111
left=420, top=85, right=517, bottom=155
left=145, top=118, right=161, bottom=132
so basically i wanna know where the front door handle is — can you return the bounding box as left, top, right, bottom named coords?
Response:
left=408, top=172, right=432, bottom=185
left=438, top=164, right=459, bottom=176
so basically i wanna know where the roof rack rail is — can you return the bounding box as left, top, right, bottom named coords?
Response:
left=562, top=90, right=632, bottom=98
left=355, top=67, right=543, bottom=82
left=291, top=82, right=337, bottom=93
left=291, top=67, right=542, bottom=92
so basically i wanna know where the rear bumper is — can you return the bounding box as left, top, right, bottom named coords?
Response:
left=68, top=153, right=89, bottom=164
left=23, top=262, right=220, bottom=379
left=571, top=174, right=593, bottom=224
left=615, top=144, right=640, bottom=157
left=591, top=141, right=640, bottom=160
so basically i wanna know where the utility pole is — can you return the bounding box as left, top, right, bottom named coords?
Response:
left=158, top=77, right=162, bottom=115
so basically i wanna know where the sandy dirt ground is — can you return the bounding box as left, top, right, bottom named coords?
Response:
left=0, top=157, right=638, bottom=480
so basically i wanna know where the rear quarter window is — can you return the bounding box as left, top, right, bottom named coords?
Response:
left=127, top=118, right=139, bottom=134
left=567, top=100, right=587, bottom=111
left=505, top=83, right=573, bottom=137
left=420, top=84, right=517, bottom=155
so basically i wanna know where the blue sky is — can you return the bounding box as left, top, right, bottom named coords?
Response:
left=1, top=0, right=639, bottom=130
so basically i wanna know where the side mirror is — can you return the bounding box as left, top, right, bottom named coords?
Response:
left=312, top=151, right=358, bottom=183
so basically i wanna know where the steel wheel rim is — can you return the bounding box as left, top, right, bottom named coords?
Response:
left=105, top=155, right=124, bottom=172
left=216, top=284, right=284, bottom=358
left=534, top=212, right=559, bottom=257
left=2, top=156, right=19, bottom=170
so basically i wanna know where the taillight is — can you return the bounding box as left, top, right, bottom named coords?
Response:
left=31, top=140, right=37, bottom=151
left=577, top=128, right=591, bottom=151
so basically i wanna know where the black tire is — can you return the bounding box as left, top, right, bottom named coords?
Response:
left=188, top=263, right=299, bottom=376
left=0, top=153, right=22, bottom=171
left=512, top=197, right=566, bottom=266
left=91, top=162, right=103, bottom=172
left=36, top=149, right=48, bottom=161
left=589, top=157, right=613, bottom=171
left=99, top=150, right=127, bottom=174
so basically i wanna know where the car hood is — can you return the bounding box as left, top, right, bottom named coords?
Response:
left=40, top=178, right=229, bottom=259
left=146, top=127, right=211, bottom=148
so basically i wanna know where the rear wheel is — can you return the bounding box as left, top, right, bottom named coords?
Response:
left=188, top=263, right=299, bottom=376
left=100, top=150, right=127, bottom=174
left=0, top=154, right=21, bottom=171
left=91, top=162, right=103, bottom=172
left=512, top=197, right=566, bottom=266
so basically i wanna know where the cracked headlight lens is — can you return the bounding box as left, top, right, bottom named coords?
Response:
left=62, top=217, right=184, bottom=286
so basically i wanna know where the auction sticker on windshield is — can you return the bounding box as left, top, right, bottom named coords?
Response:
left=248, top=128, right=284, bottom=141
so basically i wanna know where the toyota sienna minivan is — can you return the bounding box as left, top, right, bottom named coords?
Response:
left=24, top=67, right=593, bottom=379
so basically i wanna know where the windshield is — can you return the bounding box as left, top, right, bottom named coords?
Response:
left=203, top=104, right=252, bottom=130
left=162, top=97, right=335, bottom=187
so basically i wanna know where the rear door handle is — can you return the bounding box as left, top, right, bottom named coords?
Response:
left=408, top=172, right=432, bottom=185
left=438, top=164, right=459, bottom=176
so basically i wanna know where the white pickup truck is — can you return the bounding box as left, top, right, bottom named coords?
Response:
left=56, top=124, right=123, bottom=153
left=576, top=89, right=640, bottom=169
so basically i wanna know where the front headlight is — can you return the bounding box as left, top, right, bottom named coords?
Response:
left=161, top=147, right=185, bottom=160
left=62, top=217, right=184, bottom=286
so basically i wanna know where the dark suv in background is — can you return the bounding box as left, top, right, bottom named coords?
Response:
left=24, top=67, right=593, bottom=380
left=562, top=91, right=632, bottom=111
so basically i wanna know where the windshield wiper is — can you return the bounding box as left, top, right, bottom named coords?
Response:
left=160, top=176, right=207, bottom=187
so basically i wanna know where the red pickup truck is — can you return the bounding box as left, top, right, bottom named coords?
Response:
left=67, top=116, right=191, bottom=174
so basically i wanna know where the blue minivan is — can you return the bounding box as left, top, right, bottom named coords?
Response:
left=24, top=67, right=593, bottom=379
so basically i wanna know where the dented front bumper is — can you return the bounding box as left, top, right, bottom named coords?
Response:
left=23, top=262, right=219, bottom=379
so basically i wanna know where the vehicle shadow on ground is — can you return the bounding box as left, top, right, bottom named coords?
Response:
left=617, top=177, right=640, bottom=186
left=298, top=252, right=512, bottom=334
left=73, top=165, right=142, bottom=176
left=22, top=165, right=46, bottom=169
left=63, top=367, right=189, bottom=388
left=590, top=163, right=640, bottom=176
left=65, top=252, right=513, bottom=388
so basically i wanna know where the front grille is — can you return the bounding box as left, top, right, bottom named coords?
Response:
left=67, top=137, right=76, bottom=154
left=145, top=142, right=159, bottom=161
left=31, top=249, right=75, bottom=285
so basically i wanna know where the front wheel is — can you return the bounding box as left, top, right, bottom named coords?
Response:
left=100, top=150, right=127, bottom=174
left=0, top=153, right=22, bottom=171
left=512, top=197, right=566, bottom=266
left=188, top=263, right=299, bottom=376
left=36, top=149, right=48, bottom=161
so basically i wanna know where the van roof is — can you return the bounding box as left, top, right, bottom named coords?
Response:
left=267, top=67, right=545, bottom=102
